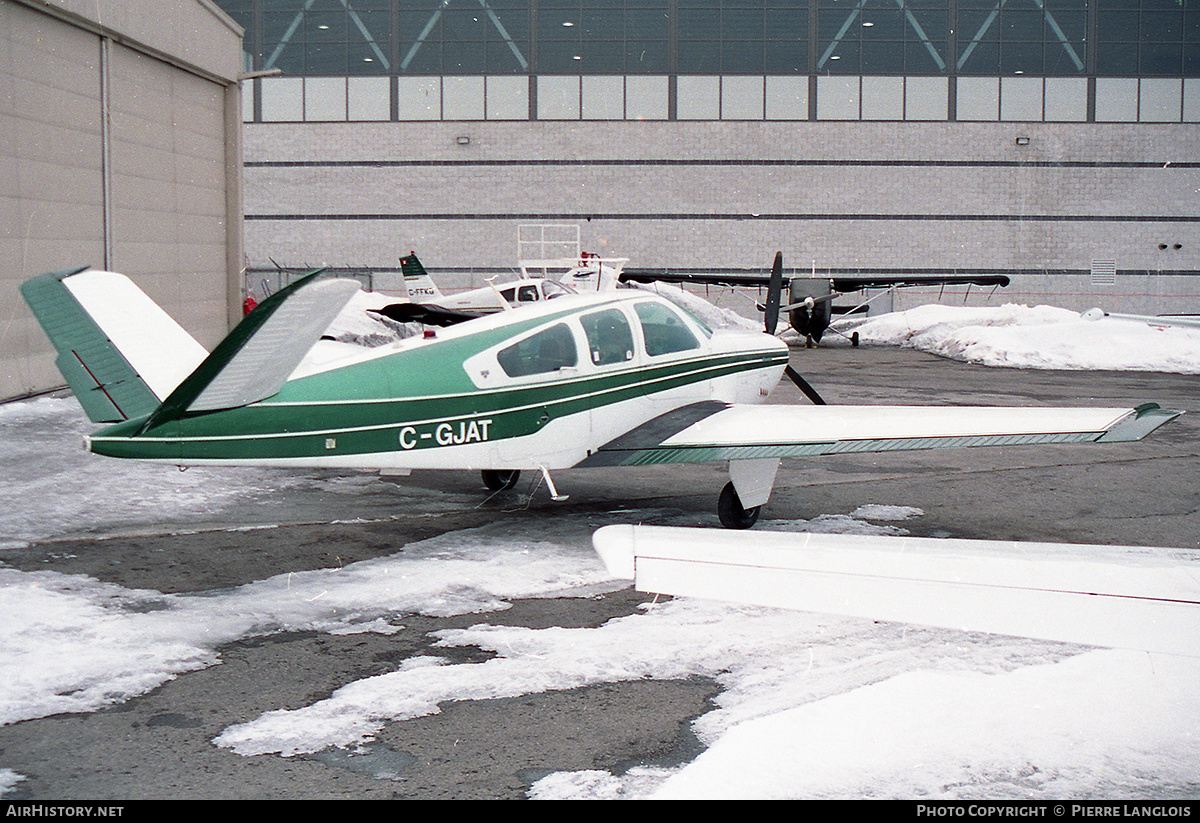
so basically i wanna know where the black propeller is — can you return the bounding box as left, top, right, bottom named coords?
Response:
left=764, top=251, right=827, bottom=405
left=785, top=364, right=826, bottom=405
left=763, top=251, right=783, bottom=335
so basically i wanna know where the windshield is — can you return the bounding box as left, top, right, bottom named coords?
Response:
left=542, top=280, right=574, bottom=298
left=672, top=302, right=714, bottom=338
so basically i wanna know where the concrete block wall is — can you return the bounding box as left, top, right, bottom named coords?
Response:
left=243, top=119, right=1200, bottom=317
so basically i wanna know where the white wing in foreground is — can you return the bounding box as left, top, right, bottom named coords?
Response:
left=594, top=525, right=1200, bottom=658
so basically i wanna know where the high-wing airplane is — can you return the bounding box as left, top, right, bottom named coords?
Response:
left=1081, top=307, right=1200, bottom=331
left=619, top=264, right=1011, bottom=347
left=20, top=254, right=1180, bottom=529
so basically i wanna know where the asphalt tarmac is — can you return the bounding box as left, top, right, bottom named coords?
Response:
left=1, top=343, right=1197, bottom=800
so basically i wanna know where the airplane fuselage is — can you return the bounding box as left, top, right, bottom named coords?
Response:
left=86, top=291, right=789, bottom=471
left=22, top=264, right=1180, bottom=529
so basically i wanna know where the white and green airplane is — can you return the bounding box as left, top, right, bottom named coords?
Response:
left=20, top=254, right=1182, bottom=529
left=368, top=250, right=598, bottom=326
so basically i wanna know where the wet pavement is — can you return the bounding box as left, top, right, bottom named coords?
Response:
left=1, top=343, right=1196, bottom=800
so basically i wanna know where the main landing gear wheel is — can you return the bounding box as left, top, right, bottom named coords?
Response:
left=481, top=469, right=521, bottom=491
left=717, top=481, right=760, bottom=529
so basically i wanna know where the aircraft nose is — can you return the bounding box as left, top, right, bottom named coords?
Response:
left=765, top=331, right=789, bottom=352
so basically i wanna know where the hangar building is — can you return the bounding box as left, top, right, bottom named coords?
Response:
left=219, top=0, right=1198, bottom=321
left=1, top=0, right=244, bottom=401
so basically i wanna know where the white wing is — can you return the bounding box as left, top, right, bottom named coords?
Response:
left=594, top=525, right=1200, bottom=658
left=579, top=402, right=1181, bottom=466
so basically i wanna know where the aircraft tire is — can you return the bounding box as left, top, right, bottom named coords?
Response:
left=717, top=482, right=760, bottom=529
left=482, top=469, right=521, bottom=491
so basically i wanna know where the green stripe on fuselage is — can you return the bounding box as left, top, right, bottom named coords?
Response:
left=88, top=343, right=787, bottom=462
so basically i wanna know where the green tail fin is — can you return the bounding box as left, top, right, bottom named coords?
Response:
left=21, top=269, right=162, bottom=423
left=20, top=268, right=210, bottom=424
left=400, top=252, right=427, bottom=280
left=397, top=251, right=442, bottom=300
left=139, top=270, right=360, bottom=433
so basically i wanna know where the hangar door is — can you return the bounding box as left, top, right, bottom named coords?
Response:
left=1, top=1, right=232, bottom=400
left=106, top=42, right=229, bottom=351
left=1, top=3, right=106, bottom=395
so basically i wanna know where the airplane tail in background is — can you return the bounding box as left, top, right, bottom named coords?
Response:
left=398, top=252, right=443, bottom=301
left=20, top=269, right=209, bottom=423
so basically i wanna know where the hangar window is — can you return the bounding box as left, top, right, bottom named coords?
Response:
left=679, top=1, right=809, bottom=74
left=1095, top=0, right=1200, bottom=76
left=581, top=308, right=635, bottom=366
left=262, top=0, right=393, bottom=75
left=497, top=323, right=578, bottom=377
left=537, top=1, right=669, bottom=74
left=401, top=0, right=530, bottom=74
left=956, top=0, right=1087, bottom=75
left=817, top=0, right=948, bottom=74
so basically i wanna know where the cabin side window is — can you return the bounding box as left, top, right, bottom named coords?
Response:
left=634, top=301, right=701, bottom=356
left=499, top=285, right=546, bottom=304
left=581, top=308, right=635, bottom=366
left=496, top=323, right=578, bottom=377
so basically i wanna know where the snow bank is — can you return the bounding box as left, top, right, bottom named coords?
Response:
left=838, top=303, right=1200, bottom=373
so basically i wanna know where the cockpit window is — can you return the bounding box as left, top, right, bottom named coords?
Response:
left=581, top=308, right=635, bottom=366
left=634, top=301, right=701, bottom=356
left=501, top=282, right=569, bottom=303
left=542, top=280, right=573, bottom=299
left=496, top=323, right=578, bottom=377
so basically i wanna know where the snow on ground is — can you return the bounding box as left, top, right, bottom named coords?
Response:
left=2, top=300, right=1199, bottom=799
left=834, top=302, right=1200, bottom=373
left=0, top=770, right=24, bottom=797
left=0, top=395, right=475, bottom=550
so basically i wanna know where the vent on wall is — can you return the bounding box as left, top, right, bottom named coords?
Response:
left=1090, top=260, right=1117, bottom=286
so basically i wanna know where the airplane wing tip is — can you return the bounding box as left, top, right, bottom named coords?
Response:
left=1099, top=403, right=1185, bottom=443
left=593, top=524, right=637, bottom=579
